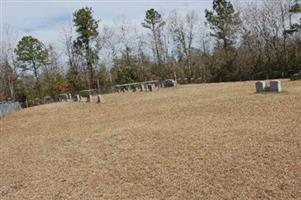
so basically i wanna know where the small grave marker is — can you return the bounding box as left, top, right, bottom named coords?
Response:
left=255, top=81, right=266, bottom=93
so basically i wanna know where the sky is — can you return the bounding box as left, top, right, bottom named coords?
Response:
left=1, top=0, right=215, bottom=44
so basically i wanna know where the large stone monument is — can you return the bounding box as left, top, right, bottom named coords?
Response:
left=270, top=80, right=282, bottom=92
left=255, top=81, right=266, bottom=93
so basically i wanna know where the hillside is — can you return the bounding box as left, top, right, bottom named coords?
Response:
left=1, top=80, right=301, bottom=199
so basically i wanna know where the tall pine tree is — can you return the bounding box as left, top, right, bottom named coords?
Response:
left=73, top=7, right=99, bottom=89
left=205, top=0, right=241, bottom=81
left=15, top=36, right=48, bottom=97
left=286, top=0, right=301, bottom=34
left=142, top=8, right=165, bottom=67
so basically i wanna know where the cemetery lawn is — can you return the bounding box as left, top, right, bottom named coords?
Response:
left=1, top=80, right=301, bottom=200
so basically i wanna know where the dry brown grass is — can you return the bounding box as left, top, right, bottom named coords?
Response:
left=1, top=80, right=301, bottom=199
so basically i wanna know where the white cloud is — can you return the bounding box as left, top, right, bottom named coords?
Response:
left=2, top=0, right=212, bottom=43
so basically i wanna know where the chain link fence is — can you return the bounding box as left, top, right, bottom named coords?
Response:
left=0, top=102, right=22, bottom=118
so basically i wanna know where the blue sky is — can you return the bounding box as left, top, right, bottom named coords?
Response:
left=1, top=0, right=214, bottom=44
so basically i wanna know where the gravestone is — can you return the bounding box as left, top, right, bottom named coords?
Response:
left=75, top=95, right=81, bottom=102
left=255, top=81, right=266, bottom=93
left=58, top=94, right=68, bottom=102
left=152, top=84, right=156, bottom=91
left=147, top=84, right=152, bottom=92
left=87, top=95, right=93, bottom=102
left=147, top=84, right=156, bottom=92
left=97, top=95, right=104, bottom=103
left=140, top=84, right=145, bottom=92
left=270, top=80, right=282, bottom=92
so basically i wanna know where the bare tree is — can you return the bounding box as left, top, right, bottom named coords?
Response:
left=0, top=25, right=18, bottom=100
left=239, top=0, right=293, bottom=79
left=62, top=21, right=76, bottom=71
left=169, top=10, right=199, bottom=81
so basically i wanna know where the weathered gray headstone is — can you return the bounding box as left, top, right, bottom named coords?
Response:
left=270, top=80, right=282, bottom=92
left=64, top=94, right=68, bottom=101
left=58, top=94, right=68, bottom=102
left=255, top=81, right=266, bottom=93
left=43, top=96, right=52, bottom=103
left=147, top=84, right=156, bottom=92
left=147, top=84, right=152, bottom=92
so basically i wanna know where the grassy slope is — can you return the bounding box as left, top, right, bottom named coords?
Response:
left=0, top=80, right=301, bottom=199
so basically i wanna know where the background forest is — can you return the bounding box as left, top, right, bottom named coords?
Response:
left=1, top=0, right=301, bottom=102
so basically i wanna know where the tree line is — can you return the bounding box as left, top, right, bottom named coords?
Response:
left=1, top=0, right=301, bottom=102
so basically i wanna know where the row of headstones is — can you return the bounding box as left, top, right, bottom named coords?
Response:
left=74, top=95, right=104, bottom=103
left=255, top=80, right=282, bottom=93
left=75, top=95, right=104, bottom=103
left=58, top=93, right=72, bottom=101
left=117, top=83, right=157, bottom=93
left=59, top=93, right=104, bottom=103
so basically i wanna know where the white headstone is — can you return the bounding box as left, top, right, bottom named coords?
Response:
left=270, top=80, right=282, bottom=92
left=97, top=95, right=104, bottom=103
left=75, top=95, right=80, bottom=102
left=87, top=95, right=93, bottom=102
left=147, top=84, right=153, bottom=92
left=140, top=84, right=145, bottom=92
left=255, top=81, right=266, bottom=93
left=150, top=84, right=156, bottom=91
